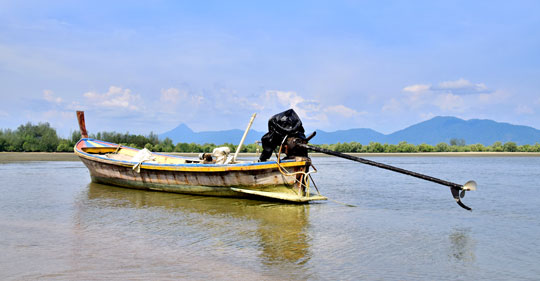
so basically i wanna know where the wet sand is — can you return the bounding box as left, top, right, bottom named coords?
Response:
left=2, top=151, right=540, bottom=162
left=0, top=152, right=80, bottom=162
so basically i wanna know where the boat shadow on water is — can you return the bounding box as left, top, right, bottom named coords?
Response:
left=82, top=182, right=313, bottom=266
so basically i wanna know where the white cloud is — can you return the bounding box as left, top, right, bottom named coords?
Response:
left=230, top=96, right=264, bottom=112
left=515, top=105, right=534, bottom=115
left=382, top=98, right=402, bottom=113
left=43, top=90, right=63, bottom=104
left=400, top=85, right=434, bottom=109
left=83, top=86, right=141, bottom=111
left=24, top=85, right=366, bottom=135
left=264, top=90, right=325, bottom=121
left=438, top=78, right=472, bottom=89
left=263, top=90, right=364, bottom=126
left=398, top=78, right=496, bottom=114
left=477, top=89, right=510, bottom=104
left=434, top=93, right=465, bottom=111
left=159, top=87, right=206, bottom=110
left=402, top=79, right=491, bottom=103
left=406, top=91, right=432, bottom=108
left=403, top=84, right=430, bottom=93
left=160, top=88, right=184, bottom=104
left=267, top=90, right=306, bottom=109
left=324, top=105, right=364, bottom=118
left=433, top=78, right=490, bottom=95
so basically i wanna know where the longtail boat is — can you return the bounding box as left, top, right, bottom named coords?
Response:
left=75, top=109, right=476, bottom=210
left=74, top=111, right=327, bottom=203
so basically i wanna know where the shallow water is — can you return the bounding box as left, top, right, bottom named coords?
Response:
left=1, top=157, right=539, bottom=280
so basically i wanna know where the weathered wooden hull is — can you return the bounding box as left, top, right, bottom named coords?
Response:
left=75, top=139, right=326, bottom=202
left=79, top=157, right=306, bottom=197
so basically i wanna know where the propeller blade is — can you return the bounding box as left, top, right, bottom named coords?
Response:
left=462, top=180, right=477, bottom=191
left=456, top=199, right=472, bottom=211
left=451, top=185, right=472, bottom=211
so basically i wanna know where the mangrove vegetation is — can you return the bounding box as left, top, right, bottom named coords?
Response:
left=2, top=122, right=540, bottom=153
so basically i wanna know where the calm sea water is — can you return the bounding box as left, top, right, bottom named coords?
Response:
left=1, top=156, right=539, bottom=280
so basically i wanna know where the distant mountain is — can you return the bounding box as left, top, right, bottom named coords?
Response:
left=159, top=117, right=540, bottom=145
left=313, top=128, right=386, bottom=144
left=384, top=116, right=540, bottom=145
left=160, top=123, right=265, bottom=145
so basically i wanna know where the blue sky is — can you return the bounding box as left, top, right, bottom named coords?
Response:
left=1, top=1, right=539, bottom=137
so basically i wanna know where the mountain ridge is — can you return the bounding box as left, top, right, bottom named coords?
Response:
left=159, top=116, right=540, bottom=146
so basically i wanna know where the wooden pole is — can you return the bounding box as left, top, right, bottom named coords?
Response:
left=233, top=113, right=257, bottom=163
left=76, top=111, right=89, bottom=138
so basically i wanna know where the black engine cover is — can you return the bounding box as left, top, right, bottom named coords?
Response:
left=259, top=109, right=307, bottom=162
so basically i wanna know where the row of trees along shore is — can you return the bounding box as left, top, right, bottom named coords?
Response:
left=2, top=122, right=540, bottom=153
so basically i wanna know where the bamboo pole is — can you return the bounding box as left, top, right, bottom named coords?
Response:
left=233, top=113, right=257, bottom=163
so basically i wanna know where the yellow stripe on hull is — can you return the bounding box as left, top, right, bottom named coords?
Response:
left=74, top=149, right=307, bottom=172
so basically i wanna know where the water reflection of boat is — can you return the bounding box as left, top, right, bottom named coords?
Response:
left=75, top=111, right=326, bottom=203
left=85, top=182, right=312, bottom=264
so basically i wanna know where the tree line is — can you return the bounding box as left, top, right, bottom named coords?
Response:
left=316, top=139, right=540, bottom=153
left=2, top=122, right=540, bottom=153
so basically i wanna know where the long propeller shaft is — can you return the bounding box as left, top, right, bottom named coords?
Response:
left=298, top=143, right=474, bottom=210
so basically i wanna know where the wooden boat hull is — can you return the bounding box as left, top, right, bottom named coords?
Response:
left=75, top=139, right=326, bottom=202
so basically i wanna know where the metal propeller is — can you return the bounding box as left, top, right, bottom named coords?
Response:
left=450, top=180, right=477, bottom=211
left=460, top=180, right=477, bottom=198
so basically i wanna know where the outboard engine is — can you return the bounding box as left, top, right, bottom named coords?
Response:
left=259, top=109, right=312, bottom=162
left=257, top=110, right=476, bottom=211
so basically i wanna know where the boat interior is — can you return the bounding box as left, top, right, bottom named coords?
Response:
left=81, top=146, right=251, bottom=165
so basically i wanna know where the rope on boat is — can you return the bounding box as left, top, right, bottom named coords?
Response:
left=308, top=173, right=321, bottom=195
left=131, top=148, right=157, bottom=173
left=275, top=136, right=317, bottom=197
left=326, top=197, right=357, bottom=207
left=275, top=136, right=356, bottom=206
